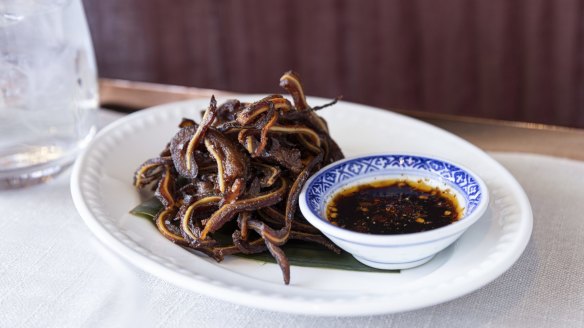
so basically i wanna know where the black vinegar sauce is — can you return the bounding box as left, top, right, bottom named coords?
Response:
left=326, top=179, right=462, bottom=235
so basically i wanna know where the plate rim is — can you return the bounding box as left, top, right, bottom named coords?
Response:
left=71, top=96, right=533, bottom=316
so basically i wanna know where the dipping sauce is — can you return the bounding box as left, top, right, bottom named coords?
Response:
left=326, top=179, right=462, bottom=235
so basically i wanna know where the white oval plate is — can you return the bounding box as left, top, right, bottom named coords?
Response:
left=71, top=96, right=532, bottom=316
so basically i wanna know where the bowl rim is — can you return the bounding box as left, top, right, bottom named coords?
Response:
left=299, top=153, right=490, bottom=246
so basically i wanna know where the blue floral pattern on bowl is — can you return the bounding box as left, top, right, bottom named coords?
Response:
left=305, top=154, right=483, bottom=220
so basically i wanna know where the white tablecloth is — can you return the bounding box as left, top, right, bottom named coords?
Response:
left=1, top=110, right=583, bottom=327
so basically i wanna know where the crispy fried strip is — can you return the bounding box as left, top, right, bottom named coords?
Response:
left=216, top=121, right=246, bottom=133
left=133, top=157, right=172, bottom=188
left=179, top=118, right=196, bottom=128
left=204, top=140, right=226, bottom=192
left=215, top=238, right=265, bottom=258
left=231, top=230, right=266, bottom=254
left=245, top=136, right=255, bottom=154
left=237, top=103, right=276, bottom=147
left=279, top=71, right=309, bottom=111
left=268, top=125, right=321, bottom=148
left=297, top=134, right=322, bottom=154
left=155, top=165, right=175, bottom=209
left=155, top=207, right=187, bottom=245
left=254, top=103, right=279, bottom=156
left=186, top=96, right=217, bottom=172
left=265, top=240, right=290, bottom=285
left=170, top=125, right=199, bottom=178
left=181, top=196, right=221, bottom=243
left=238, top=212, right=251, bottom=240
left=237, top=124, right=321, bottom=154
left=236, top=95, right=291, bottom=125
left=280, top=71, right=330, bottom=133
left=200, top=177, right=288, bottom=239
left=215, top=99, right=241, bottom=123
left=312, top=96, right=342, bottom=111
left=252, top=162, right=281, bottom=188
left=236, top=102, right=280, bottom=157
left=222, top=178, right=245, bottom=205
left=204, top=129, right=248, bottom=197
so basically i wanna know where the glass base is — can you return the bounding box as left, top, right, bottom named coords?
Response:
left=0, top=127, right=96, bottom=190
left=0, top=157, right=73, bottom=189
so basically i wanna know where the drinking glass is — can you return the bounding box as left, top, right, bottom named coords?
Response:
left=0, top=0, right=98, bottom=189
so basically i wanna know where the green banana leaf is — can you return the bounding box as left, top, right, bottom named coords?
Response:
left=130, top=198, right=399, bottom=273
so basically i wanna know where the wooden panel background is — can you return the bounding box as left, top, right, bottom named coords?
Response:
left=83, top=0, right=584, bottom=128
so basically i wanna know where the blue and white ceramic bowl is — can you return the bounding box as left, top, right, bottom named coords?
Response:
left=299, top=154, right=489, bottom=270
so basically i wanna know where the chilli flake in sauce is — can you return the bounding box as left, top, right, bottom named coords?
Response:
left=326, top=179, right=462, bottom=235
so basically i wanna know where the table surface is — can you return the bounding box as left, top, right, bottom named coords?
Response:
left=2, top=80, right=583, bottom=328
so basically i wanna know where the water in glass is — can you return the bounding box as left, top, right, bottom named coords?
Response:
left=0, top=0, right=97, bottom=188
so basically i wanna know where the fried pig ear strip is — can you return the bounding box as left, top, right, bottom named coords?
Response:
left=231, top=230, right=266, bottom=254
left=214, top=121, right=248, bottom=133
left=154, top=165, right=176, bottom=209
left=239, top=124, right=321, bottom=167
left=199, top=177, right=288, bottom=239
left=280, top=111, right=344, bottom=164
left=265, top=240, right=290, bottom=285
left=249, top=153, right=323, bottom=246
left=215, top=99, right=241, bottom=124
left=251, top=162, right=281, bottom=188
left=257, top=137, right=303, bottom=174
left=180, top=196, right=221, bottom=247
left=157, top=203, right=232, bottom=262
left=237, top=212, right=251, bottom=240
left=297, top=135, right=322, bottom=154
left=237, top=104, right=270, bottom=146
left=236, top=95, right=291, bottom=126
left=204, top=128, right=248, bottom=204
left=238, top=123, right=322, bottom=150
left=215, top=237, right=266, bottom=258
left=170, top=124, right=200, bottom=179
left=179, top=118, right=196, bottom=128
left=155, top=207, right=188, bottom=245
left=269, top=125, right=321, bottom=148
left=237, top=179, right=261, bottom=240
left=238, top=102, right=279, bottom=157
left=133, top=157, right=172, bottom=188
left=312, top=96, right=342, bottom=111
left=171, top=114, right=223, bottom=180
left=186, top=96, right=217, bottom=173
left=279, top=71, right=309, bottom=111
left=279, top=71, right=330, bottom=134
